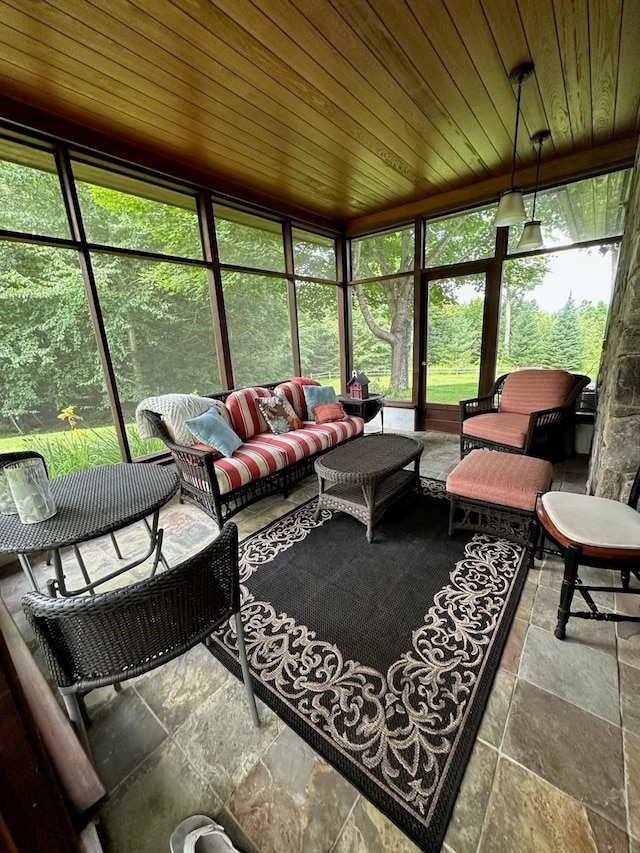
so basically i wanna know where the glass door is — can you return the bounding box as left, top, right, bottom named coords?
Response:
left=420, top=267, right=493, bottom=431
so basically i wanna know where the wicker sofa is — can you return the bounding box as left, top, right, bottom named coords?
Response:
left=136, top=380, right=364, bottom=527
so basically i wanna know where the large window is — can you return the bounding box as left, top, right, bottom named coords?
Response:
left=0, top=243, right=116, bottom=474
left=222, top=272, right=293, bottom=386
left=215, top=206, right=285, bottom=272
left=296, top=282, right=340, bottom=380
left=499, top=246, right=618, bottom=382
left=508, top=171, right=629, bottom=254
left=293, top=228, right=337, bottom=280
left=350, top=225, right=415, bottom=401
left=425, top=204, right=496, bottom=267
left=351, top=278, right=414, bottom=401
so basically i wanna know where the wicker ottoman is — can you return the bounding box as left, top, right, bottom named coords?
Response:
left=446, top=449, right=553, bottom=549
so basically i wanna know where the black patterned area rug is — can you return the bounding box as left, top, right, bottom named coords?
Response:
left=209, top=478, right=529, bottom=852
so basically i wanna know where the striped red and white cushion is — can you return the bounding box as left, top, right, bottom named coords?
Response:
left=225, top=387, right=270, bottom=440
left=499, top=369, right=574, bottom=416
left=274, top=381, right=307, bottom=420
left=212, top=438, right=288, bottom=495
left=302, top=416, right=364, bottom=445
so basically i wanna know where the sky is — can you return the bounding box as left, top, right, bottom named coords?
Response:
left=527, top=246, right=615, bottom=312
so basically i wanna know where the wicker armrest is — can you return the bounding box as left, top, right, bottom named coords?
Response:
left=459, top=394, right=498, bottom=420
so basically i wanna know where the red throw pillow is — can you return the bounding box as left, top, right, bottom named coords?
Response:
left=190, top=442, right=222, bottom=460
left=290, top=376, right=321, bottom=386
left=313, top=402, right=346, bottom=424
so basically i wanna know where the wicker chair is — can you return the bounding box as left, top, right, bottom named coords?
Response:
left=22, top=521, right=259, bottom=756
left=460, top=370, right=590, bottom=461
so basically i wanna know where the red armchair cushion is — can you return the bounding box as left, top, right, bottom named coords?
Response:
left=462, top=412, right=531, bottom=449
left=499, top=369, right=574, bottom=415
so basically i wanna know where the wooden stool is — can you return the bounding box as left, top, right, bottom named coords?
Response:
left=446, top=449, right=553, bottom=550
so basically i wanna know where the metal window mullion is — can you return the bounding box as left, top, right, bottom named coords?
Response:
left=55, top=147, right=130, bottom=461
left=337, top=234, right=350, bottom=394
left=413, top=216, right=426, bottom=428
left=198, top=193, right=234, bottom=390
left=283, top=221, right=301, bottom=377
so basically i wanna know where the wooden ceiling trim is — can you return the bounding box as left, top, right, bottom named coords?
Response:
left=616, top=0, right=640, bottom=135
left=479, top=0, right=555, bottom=159
left=313, top=0, right=488, bottom=179
left=369, top=0, right=504, bottom=170
left=344, top=136, right=638, bottom=236
left=126, top=0, right=423, bottom=202
left=7, top=0, right=392, bottom=206
left=553, top=0, right=593, bottom=149
left=589, top=0, right=623, bottom=143
left=159, top=0, right=435, bottom=190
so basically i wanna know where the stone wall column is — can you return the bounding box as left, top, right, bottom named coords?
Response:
left=588, top=140, right=640, bottom=500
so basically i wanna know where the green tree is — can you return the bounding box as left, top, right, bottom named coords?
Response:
left=544, top=295, right=584, bottom=371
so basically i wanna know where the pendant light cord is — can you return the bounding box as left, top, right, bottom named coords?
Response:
left=530, top=136, right=544, bottom=221
left=509, top=73, right=525, bottom=192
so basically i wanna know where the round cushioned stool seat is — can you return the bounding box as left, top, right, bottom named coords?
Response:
left=541, top=491, right=640, bottom=549
left=447, top=449, right=553, bottom=511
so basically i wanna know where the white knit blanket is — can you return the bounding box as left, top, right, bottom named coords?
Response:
left=135, top=394, right=219, bottom=446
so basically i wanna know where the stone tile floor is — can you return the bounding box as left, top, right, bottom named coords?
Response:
left=1, top=431, right=638, bottom=852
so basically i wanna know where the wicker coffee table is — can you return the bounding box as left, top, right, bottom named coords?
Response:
left=314, top=434, right=423, bottom=541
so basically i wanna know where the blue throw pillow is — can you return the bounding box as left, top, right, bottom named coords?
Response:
left=185, top=408, right=242, bottom=458
left=302, top=384, right=338, bottom=414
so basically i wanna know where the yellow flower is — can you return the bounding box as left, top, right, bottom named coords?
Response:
left=58, top=405, right=83, bottom=430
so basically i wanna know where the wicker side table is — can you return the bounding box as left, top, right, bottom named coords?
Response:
left=313, top=434, right=423, bottom=542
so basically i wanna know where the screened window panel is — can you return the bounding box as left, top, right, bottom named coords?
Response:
left=0, top=244, right=119, bottom=473
left=350, top=277, right=413, bottom=401
left=73, top=162, right=202, bottom=258
left=351, top=224, right=415, bottom=280
left=296, top=281, right=340, bottom=380
left=507, top=171, right=631, bottom=254
left=292, top=228, right=337, bottom=280
left=90, top=254, right=221, bottom=456
left=498, top=246, right=617, bottom=382
left=424, top=205, right=495, bottom=268
left=215, top=205, right=285, bottom=272
left=222, top=272, right=293, bottom=386
left=0, top=141, right=70, bottom=239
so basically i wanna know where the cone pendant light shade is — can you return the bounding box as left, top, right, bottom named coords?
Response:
left=517, top=221, right=543, bottom=250
left=494, top=190, right=527, bottom=226
left=517, top=129, right=551, bottom=251
left=493, top=63, right=534, bottom=228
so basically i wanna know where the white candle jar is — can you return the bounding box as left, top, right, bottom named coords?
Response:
left=5, top=458, right=57, bottom=524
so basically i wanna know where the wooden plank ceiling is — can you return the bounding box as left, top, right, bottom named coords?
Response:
left=0, top=0, right=638, bottom=229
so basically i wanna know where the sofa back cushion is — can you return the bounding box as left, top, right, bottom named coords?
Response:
left=274, top=381, right=309, bottom=420
left=225, top=387, right=271, bottom=440
left=499, top=369, right=575, bottom=416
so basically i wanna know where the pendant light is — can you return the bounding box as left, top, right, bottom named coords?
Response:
left=493, top=63, right=534, bottom=228
left=517, top=129, right=551, bottom=251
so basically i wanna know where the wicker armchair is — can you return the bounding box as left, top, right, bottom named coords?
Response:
left=460, top=370, right=590, bottom=461
left=22, top=521, right=259, bottom=756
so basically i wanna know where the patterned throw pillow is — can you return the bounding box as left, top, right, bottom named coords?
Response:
left=257, top=395, right=303, bottom=434
left=312, top=402, right=346, bottom=424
